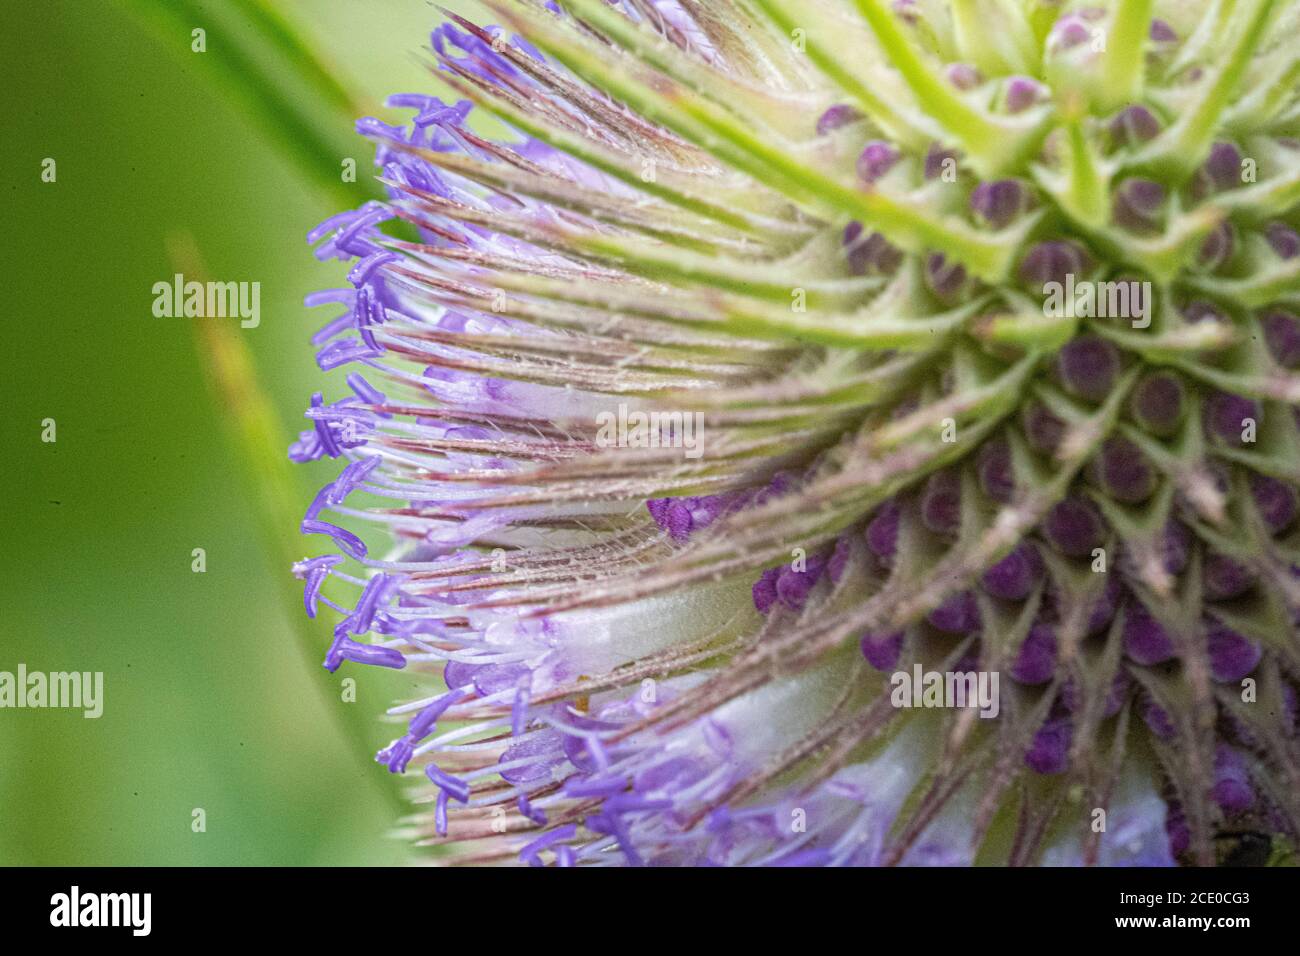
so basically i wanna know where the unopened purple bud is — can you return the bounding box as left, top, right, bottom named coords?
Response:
left=860, top=630, right=904, bottom=671
left=892, top=0, right=920, bottom=25
left=977, top=438, right=1015, bottom=502
left=1158, top=520, right=1192, bottom=576
left=1108, top=105, right=1162, bottom=149
left=827, top=534, right=853, bottom=584
left=1065, top=668, right=1130, bottom=718
left=1091, top=436, right=1156, bottom=504
left=924, top=252, right=968, bottom=303
left=1048, top=15, right=1092, bottom=51
left=1265, top=221, right=1300, bottom=260
left=1130, top=371, right=1186, bottom=437
left=1142, top=697, right=1177, bottom=741
left=1195, top=141, right=1244, bottom=195
left=1207, top=621, right=1262, bottom=681
left=1011, top=624, right=1057, bottom=684
left=857, top=140, right=900, bottom=184
left=1205, top=391, right=1260, bottom=446
left=865, top=499, right=900, bottom=562
left=1149, top=19, right=1177, bottom=43
left=776, top=553, right=828, bottom=612
left=924, top=143, right=959, bottom=180
left=1003, top=76, right=1047, bottom=113
left=982, top=541, right=1044, bottom=601
left=946, top=62, right=983, bottom=90
left=1018, top=240, right=1092, bottom=290
left=1111, top=177, right=1166, bottom=232
left=1203, top=554, right=1255, bottom=602
left=1045, top=495, right=1105, bottom=557
left=921, top=469, right=962, bottom=536
left=970, top=179, right=1029, bottom=229
left=1057, top=334, right=1121, bottom=403
left=843, top=222, right=903, bottom=276
left=1123, top=601, right=1177, bottom=665
left=1165, top=801, right=1191, bottom=857
left=1102, top=669, right=1131, bottom=717
left=1024, top=716, right=1072, bottom=774
left=1251, top=473, right=1298, bottom=534
left=927, top=589, right=981, bottom=634
left=1086, top=574, right=1122, bottom=635
left=1181, top=299, right=1226, bottom=325
left=752, top=567, right=780, bottom=614
left=1212, top=745, right=1255, bottom=813
left=1022, top=400, right=1067, bottom=455
left=816, top=103, right=862, bottom=135
left=1196, top=220, right=1235, bottom=271
left=658, top=499, right=694, bottom=540
left=1263, top=309, right=1300, bottom=369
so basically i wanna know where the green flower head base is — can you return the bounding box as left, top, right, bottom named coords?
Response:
left=292, top=0, right=1300, bottom=866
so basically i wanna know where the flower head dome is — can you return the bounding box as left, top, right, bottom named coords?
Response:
left=293, top=0, right=1300, bottom=866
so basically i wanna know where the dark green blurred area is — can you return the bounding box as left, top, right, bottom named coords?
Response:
left=0, top=0, right=484, bottom=865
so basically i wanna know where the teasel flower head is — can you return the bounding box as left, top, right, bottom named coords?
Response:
left=293, top=0, right=1300, bottom=866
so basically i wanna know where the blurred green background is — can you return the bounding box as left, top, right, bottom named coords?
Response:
left=0, top=0, right=488, bottom=865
